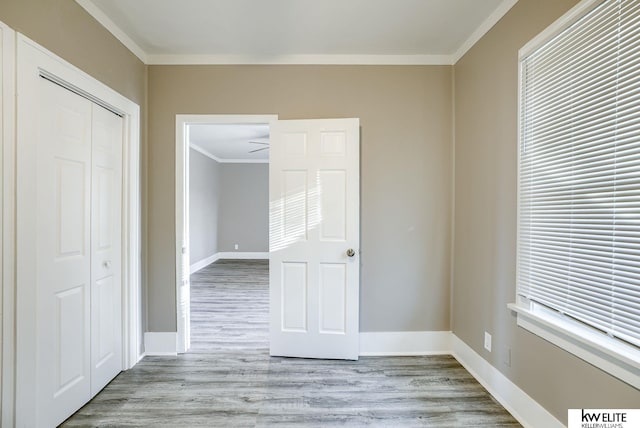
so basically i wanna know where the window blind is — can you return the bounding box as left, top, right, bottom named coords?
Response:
left=518, top=0, right=640, bottom=349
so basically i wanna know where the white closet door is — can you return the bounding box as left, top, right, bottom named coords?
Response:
left=34, top=78, right=124, bottom=426
left=36, top=77, right=93, bottom=427
left=90, top=104, right=123, bottom=396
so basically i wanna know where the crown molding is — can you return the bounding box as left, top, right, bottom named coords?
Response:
left=77, top=0, right=519, bottom=66
left=189, top=143, right=268, bottom=164
left=146, top=54, right=454, bottom=66
left=189, top=143, right=221, bottom=163
left=452, top=0, right=519, bottom=63
left=219, top=158, right=269, bottom=164
left=75, top=0, right=148, bottom=63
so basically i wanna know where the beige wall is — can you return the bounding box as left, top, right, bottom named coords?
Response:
left=0, top=0, right=146, bottom=105
left=452, top=0, right=639, bottom=423
left=147, top=65, right=453, bottom=332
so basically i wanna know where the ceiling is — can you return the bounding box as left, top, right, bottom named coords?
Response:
left=80, top=1, right=518, bottom=160
left=76, top=0, right=517, bottom=64
left=189, top=124, right=270, bottom=162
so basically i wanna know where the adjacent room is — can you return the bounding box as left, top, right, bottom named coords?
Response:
left=186, top=122, right=270, bottom=352
left=0, top=0, right=638, bottom=427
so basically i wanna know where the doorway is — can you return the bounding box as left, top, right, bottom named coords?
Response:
left=176, top=115, right=361, bottom=360
left=175, top=115, right=277, bottom=353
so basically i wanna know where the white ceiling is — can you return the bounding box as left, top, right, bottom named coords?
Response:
left=76, top=0, right=517, bottom=64
left=189, top=123, right=270, bottom=162
left=78, top=1, right=518, bottom=158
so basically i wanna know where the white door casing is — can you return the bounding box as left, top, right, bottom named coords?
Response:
left=269, top=118, right=360, bottom=360
left=90, top=104, right=123, bottom=396
left=0, top=21, right=16, bottom=428
left=176, top=121, right=190, bottom=354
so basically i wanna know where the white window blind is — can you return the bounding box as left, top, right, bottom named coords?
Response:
left=518, top=0, right=640, bottom=350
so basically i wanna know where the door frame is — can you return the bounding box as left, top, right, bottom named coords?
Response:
left=9, top=34, right=141, bottom=427
left=1, top=19, right=16, bottom=428
left=175, top=114, right=277, bottom=353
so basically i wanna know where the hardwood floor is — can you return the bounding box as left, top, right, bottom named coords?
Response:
left=190, top=259, right=269, bottom=352
left=62, top=259, right=520, bottom=427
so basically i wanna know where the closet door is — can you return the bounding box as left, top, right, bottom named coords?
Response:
left=36, top=77, right=93, bottom=427
left=90, top=104, right=123, bottom=396
left=35, top=78, right=124, bottom=426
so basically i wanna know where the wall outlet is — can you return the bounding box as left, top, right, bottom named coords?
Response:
left=502, top=346, right=511, bottom=367
left=484, top=332, right=492, bottom=352
left=234, top=244, right=239, bottom=250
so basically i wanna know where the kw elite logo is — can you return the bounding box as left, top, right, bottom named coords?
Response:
left=568, top=409, right=640, bottom=428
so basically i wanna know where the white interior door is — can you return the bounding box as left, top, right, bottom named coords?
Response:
left=269, top=118, right=360, bottom=360
left=90, top=104, right=123, bottom=396
left=36, top=77, right=93, bottom=427
left=34, top=78, right=123, bottom=426
left=177, top=123, right=190, bottom=353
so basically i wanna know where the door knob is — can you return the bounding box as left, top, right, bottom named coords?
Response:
left=346, top=249, right=355, bottom=257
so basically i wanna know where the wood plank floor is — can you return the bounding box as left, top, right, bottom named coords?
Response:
left=63, top=259, right=520, bottom=427
left=190, top=259, right=269, bottom=352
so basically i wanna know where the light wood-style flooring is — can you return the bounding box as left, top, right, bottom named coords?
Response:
left=190, top=259, right=269, bottom=353
left=63, top=259, right=520, bottom=427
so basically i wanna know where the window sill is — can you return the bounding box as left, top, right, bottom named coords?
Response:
left=508, top=303, right=640, bottom=389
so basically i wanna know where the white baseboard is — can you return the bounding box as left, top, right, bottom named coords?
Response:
left=359, top=331, right=452, bottom=356
left=190, top=252, right=269, bottom=273
left=217, top=251, right=269, bottom=260
left=451, top=335, right=564, bottom=428
left=144, top=332, right=177, bottom=356
left=190, top=253, right=220, bottom=274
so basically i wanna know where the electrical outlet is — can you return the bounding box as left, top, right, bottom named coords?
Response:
left=484, top=332, right=492, bottom=352
left=503, top=346, right=511, bottom=367
left=234, top=244, right=239, bottom=250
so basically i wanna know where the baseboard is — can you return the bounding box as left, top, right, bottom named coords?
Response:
left=451, top=335, right=564, bottom=428
left=144, top=332, right=177, bottom=356
left=359, top=331, right=452, bottom=356
left=190, top=252, right=269, bottom=273
left=190, top=253, right=219, bottom=274
left=217, top=251, right=269, bottom=260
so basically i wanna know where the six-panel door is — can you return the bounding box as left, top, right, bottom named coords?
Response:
left=269, top=118, right=360, bottom=360
left=36, top=78, right=123, bottom=427
left=90, top=104, right=123, bottom=397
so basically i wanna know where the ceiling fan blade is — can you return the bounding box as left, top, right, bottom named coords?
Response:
left=249, top=147, right=269, bottom=153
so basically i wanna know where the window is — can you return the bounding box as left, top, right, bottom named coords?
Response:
left=512, top=0, right=640, bottom=388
